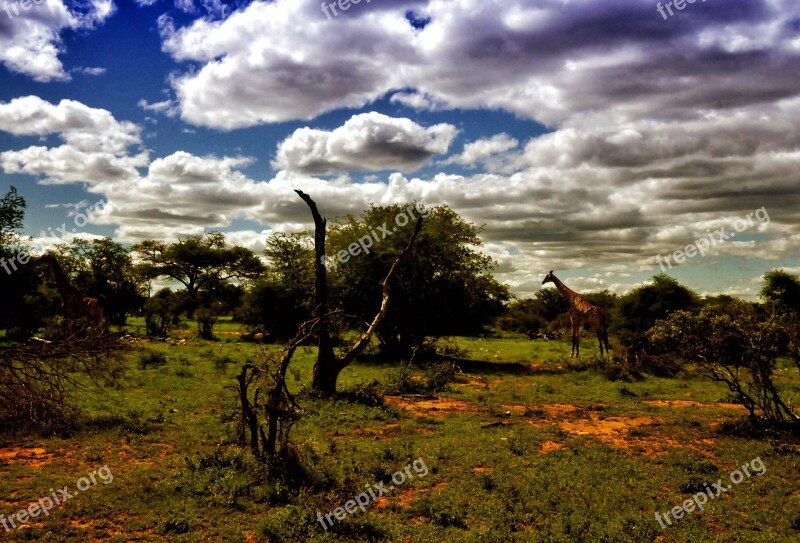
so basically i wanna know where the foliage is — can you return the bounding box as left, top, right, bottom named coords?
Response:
left=0, top=186, right=49, bottom=338
left=761, top=269, right=800, bottom=315
left=143, top=288, right=186, bottom=338
left=0, top=185, right=25, bottom=250
left=327, top=204, right=509, bottom=358
left=535, top=287, right=571, bottom=320
left=61, top=238, right=146, bottom=325
left=498, top=298, right=549, bottom=339
left=133, top=232, right=265, bottom=305
left=384, top=361, right=458, bottom=394
left=195, top=303, right=222, bottom=340
left=648, top=301, right=799, bottom=429
left=237, top=233, right=314, bottom=340
left=616, top=274, right=699, bottom=349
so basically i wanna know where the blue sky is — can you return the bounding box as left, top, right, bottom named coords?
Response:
left=1, top=0, right=799, bottom=299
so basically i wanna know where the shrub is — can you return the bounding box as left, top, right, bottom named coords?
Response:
left=139, top=350, right=167, bottom=369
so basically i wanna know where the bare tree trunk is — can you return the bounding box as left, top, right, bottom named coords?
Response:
left=235, top=365, right=261, bottom=457
left=295, top=190, right=340, bottom=395
left=295, top=190, right=423, bottom=395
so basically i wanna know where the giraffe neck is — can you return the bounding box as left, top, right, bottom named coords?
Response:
left=551, top=276, right=580, bottom=304
left=48, top=259, right=80, bottom=300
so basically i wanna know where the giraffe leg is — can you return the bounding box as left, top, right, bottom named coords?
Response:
left=569, top=315, right=578, bottom=357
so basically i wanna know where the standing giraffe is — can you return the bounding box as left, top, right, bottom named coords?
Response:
left=542, top=271, right=610, bottom=357
left=38, top=253, right=105, bottom=337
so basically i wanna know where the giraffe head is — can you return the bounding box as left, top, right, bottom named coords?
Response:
left=542, top=270, right=556, bottom=285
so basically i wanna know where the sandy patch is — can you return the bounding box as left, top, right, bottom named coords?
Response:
left=0, top=447, right=54, bottom=468
left=376, top=482, right=446, bottom=509
left=540, top=441, right=565, bottom=454
left=644, top=400, right=746, bottom=410
left=385, top=396, right=478, bottom=416
left=557, top=415, right=662, bottom=450
left=502, top=403, right=582, bottom=417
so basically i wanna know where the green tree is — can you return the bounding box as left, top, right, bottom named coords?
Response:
left=133, top=232, right=265, bottom=321
left=64, top=238, right=145, bottom=325
left=498, top=298, right=548, bottom=339
left=0, top=186, right=25, bottom=252
left=238, top=233, right=314, bottom=340
left=327, top=204, right=509, bottom=358
left=0, top=187, right=49, bottom=339
left=143, top=288, right=187, bottom=338
left=616, top=274, right=699, bottom=349
left=760, top=269, right=800, bottom=315
left=535, top=287, right=570, bottom=320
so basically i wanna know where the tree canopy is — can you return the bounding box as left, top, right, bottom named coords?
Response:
left=326, top=204, right=509, bottom=358
left=133, top=232, right=265, bottom=302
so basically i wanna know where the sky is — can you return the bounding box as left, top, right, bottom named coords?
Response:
left=1, top=0, right=799, bottom=299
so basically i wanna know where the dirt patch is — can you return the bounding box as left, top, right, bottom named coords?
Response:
left=385, top=396, right=478, bottom=416
left=457, top=379, right=491, bottom=389
left=556, top=415, right=662, bottom=450
left=540, top=441, right=565, bottom=454
left=332, top=422, right=407, bottom=441
left=376, top=482, right=446, bottom=509
left=472, top=466, right=492, bottom=473
left=502, top=403, right=582, bottom=417
left=0, top=447, right=54, bottom=468
left=644, top=400, right=746, bottom=410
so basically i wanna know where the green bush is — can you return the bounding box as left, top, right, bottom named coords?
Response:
left=138, top=350, right=167, bottom=369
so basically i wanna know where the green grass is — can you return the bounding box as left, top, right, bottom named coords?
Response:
left=1, top=326, right=799, bottom=542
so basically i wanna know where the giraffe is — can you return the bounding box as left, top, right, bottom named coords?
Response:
left=37, top=253, right=105, bottom=337
left=542, top=271, right=610, bottom=357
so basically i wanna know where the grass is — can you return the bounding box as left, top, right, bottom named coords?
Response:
left=1, top=325, right=799, bottom=542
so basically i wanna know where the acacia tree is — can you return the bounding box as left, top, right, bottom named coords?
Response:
left=761, top=269, right=800, bottom=315
left=616, top=274, right=699, bottom=349
left=133, top=233, right=264, bottom=301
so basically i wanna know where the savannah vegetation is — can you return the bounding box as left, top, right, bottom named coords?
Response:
left=2, top=186, right=800, bottom=542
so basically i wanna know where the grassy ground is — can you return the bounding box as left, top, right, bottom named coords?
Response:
left=1, top=320, right=799, bottom=542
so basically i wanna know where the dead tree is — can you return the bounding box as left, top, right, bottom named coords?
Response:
left=231, top=320, right=315, bottom=461
left=295, top=189, right=423, bottom=395
left=0, top=334, right=126, bottom=431
left=230, top=193, right=423, bottom=463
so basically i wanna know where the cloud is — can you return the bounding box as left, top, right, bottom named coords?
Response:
left=0, top=0, right=114, bottom=81
left=73, top=66, right=107, bottom=76
left=159, top=0, right=800, bottom=130
left=0, top=96, right=147, bottom=184
left=443, top=134, right=520, bottom=171
left=273, top=112, right=457, bottom=174
left=390, top=91, right=445, bottom=111
left=138, top=98, right=178, bottom=117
